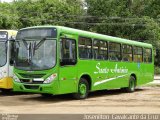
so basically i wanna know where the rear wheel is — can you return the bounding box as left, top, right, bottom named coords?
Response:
left=126, top=76, right=136, bottom=92
left=73, top=78, right=89, bottom=99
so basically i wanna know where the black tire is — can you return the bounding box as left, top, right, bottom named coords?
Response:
left=41, top=93, right=53, bottom=97
left=126, top=76, right=136, bottom=92
left=73, top=78, right=89, bottom=99
left=0, top=89, right=12, bottom=94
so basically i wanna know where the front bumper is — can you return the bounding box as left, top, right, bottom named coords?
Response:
left=0, top=77, right=13, bottom=89
left=13, top=80, right=59, bottom=94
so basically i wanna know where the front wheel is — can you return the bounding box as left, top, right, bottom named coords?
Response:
left=0, top=89, right=12, bottom=94
left=41, top=93, right=53, bottom=97
left=126, top=76, right=136, bottom=92
left=73, top=78, right=89, bottom=99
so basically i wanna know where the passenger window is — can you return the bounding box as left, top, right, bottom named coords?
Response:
left=122, top=44, right=133, bottom=62
left=144, top=48, right=152, bottom=63
left=78, top=37, right=92, bottom=59
left=109, top=42, right=121, bottom=61
left=93, top=40, right=108, bottom=60
left=133, top=46, right=143, bottom=62
left=60, top=38, right=77, bottom=66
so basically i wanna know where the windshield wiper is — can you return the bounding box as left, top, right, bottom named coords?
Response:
left=20, top=39, right=33, bottom=63
left=22, top=38, right=46, bottom=50
left=22, top=38, right=28, bottom=49
left=34, top=38, right=46, bottom=50
left=21, top=38, right=47, bottom=62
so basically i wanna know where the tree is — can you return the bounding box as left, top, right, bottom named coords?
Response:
left=0, top=2, right=19, bottom=29
left=85, top=0, right=160, bottom=66
left=14, top=0, right=84, bottom=28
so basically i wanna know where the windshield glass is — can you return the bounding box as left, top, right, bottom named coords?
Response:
left=0, top=42, right=7, bottom=67
left=0, top=31, right=7, bottom=67
left=15, top=39, right=56, bottom=70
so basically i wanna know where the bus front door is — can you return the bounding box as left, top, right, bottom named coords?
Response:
left=58, top=37, right=78, bottom=94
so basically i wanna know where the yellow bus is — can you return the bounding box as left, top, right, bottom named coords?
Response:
left=0, top=30, right=17, bottom=92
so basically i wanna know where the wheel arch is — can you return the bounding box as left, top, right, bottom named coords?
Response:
left=79, top=74, right=92, bottom=91
left=130, top=73, right=137, bottom=86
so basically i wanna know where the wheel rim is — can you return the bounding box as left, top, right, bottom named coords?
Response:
left=79, top=83, right=87, bottom=96
left=130, top=80, right=135, bottom=91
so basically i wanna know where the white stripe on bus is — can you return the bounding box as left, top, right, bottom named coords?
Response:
left=94, top=74, right=128, bottom=86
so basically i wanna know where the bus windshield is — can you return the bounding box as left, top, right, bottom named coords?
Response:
left=15, top=28, right=57, bottom=71
left=0, top=31, right=8, bottom=67
left=15, top=39, right=56, bottom=71
left=0, top=41, right=7, bottom=67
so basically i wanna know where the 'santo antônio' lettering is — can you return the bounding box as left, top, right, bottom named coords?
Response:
left=94, top=63, right=128, bottom=74
left=94, top=63, right=109, bottom=74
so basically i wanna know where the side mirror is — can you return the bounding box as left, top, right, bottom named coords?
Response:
left=10, top=59, right=14, bottom=65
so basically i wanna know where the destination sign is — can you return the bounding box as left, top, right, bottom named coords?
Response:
left=0, top=31, right=8, bottom=40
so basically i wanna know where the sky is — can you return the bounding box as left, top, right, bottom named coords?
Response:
left=1, top=0, right=13, bottom=2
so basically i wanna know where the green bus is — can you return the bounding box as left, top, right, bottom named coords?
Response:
left=13, top=26, right=154, bottom=99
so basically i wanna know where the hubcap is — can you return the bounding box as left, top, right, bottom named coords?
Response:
left=79, top=83, right=87, bottom=95
left=130, top=80, right=135, bottom=91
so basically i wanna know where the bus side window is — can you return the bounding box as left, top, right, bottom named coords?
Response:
left=143, top=48, right=152, bottom=63
left=93, top=39, right=108, bottom=60
left=60, top=38, right=77, bottom=66
left=133, top=46, right=143, bottom=62
left=109, top=42, right=121, bottom=61
left=78, top=37, right=92, bottom=59
left=122, top=44, right=133, bottom=62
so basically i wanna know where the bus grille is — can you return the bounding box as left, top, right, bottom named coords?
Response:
left=19, top=73, right=45, bottom=78
left=24, top=85, right=39, bottom=90
left=20, top=79, right=43, bottom=84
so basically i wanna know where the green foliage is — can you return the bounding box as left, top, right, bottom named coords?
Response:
left=85, top=0, right=160, bottom=67
left=0, top=0, right=160, bottom=67
left=13, top=0, right=84, bottom=28
left=0, top=2, right=19, bottom=29
left=154, top=66, right=160, bottom=75
left=0, top=0, right=84, bottom=29
left=144, top=0, right=160, bottom=18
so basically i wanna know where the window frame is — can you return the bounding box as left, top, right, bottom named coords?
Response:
left=122, top=44, right=133, bottom=62
left=143, top=48, right=152, bottom=64
left=60, top=37, right=77, bottom=66
left=108, top=42, right=122, bottom=61
left=93, top=39, right=108, bottom=60
left=133, top=46, right=143, bottom=63
left=78, top=36, right=93, bottom=60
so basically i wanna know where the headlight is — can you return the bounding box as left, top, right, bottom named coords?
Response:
left=43, top=73, right=57, bottom=84
left=13, top=74, right=21, bottom=82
